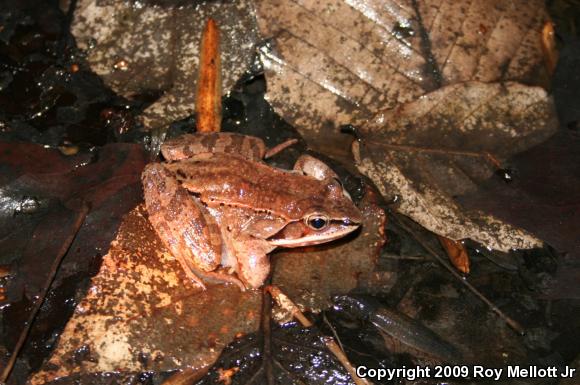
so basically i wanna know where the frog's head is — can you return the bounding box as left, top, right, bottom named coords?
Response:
left=268, top=177, right=363, bottom=247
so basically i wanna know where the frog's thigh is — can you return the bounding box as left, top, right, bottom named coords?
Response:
left=161, top=132, right=266, bottom=161
left=293, top=154, right=340, bottom=181
left=232, top=236, right=272, bottom=289
left=142, top=164, right=222, bottom=276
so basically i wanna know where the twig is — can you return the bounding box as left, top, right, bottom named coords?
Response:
left=196, top=18, right=221, bottom=133
left=391, top=214, right=525, bottom=335
left=369, top=141, right=503, bottom=170
left=0, top=203, right=89, bottom=384
left=322, top=312, right=345, bottom=353
left=264, top=139, right=299, bottom=159
left=262, top=287, right=275, bottom=385
left=265, top=286, right=372, bottom=385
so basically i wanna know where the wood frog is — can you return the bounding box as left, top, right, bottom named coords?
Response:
left=142, top=132, right=362, bottom=289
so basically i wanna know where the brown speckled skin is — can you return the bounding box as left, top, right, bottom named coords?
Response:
left=142, top=133, right=362, bottom=289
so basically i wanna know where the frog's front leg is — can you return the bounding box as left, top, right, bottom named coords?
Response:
left=293, top=154, right=340, bottom=181
left=293, top=154, right=353, bottom=200
left=231, top=235, right=275, bottom=289
left=142, top=163, right=229, bottom=289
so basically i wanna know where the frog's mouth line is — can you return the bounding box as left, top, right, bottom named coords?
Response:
left=268, top=224, right=360, bottom=247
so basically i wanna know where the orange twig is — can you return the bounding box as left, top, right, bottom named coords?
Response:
left=196, top=18, right=222, bottom=133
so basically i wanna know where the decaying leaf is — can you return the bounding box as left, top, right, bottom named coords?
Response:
left=196, top=323, right=356, bottom=385
left=256, top=0, right=552, bottom=138
left=438, top=236, right=470, bottom=274
left=255, top=0, right=558, bottom=251
left=28, top=205, right=262, bottom=385
left=0, top=142, right=147, bottom=302
left=70, top=0, right=259, bottom=130
left=28, top=186, right=384, bottom=383
left=354, top=81, right=557, bottom=251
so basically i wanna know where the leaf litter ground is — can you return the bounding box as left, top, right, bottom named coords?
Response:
left=0, top=1, right=578, bottom=384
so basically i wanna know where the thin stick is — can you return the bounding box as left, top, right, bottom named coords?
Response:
left=196, top=18, right=221, bottom=133
left=0, top=204, right=89, bottom=384
left=265, top=286, right=372, bottom=385
left=264, top=139, right=299, bottom=159
left=392, top=214, right=525, bottom=334
left=262, top=286, right=275, bottom=385
left=369, top=141, right=503, bottom=170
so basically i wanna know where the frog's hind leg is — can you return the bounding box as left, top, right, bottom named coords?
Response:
left=142, top=163, right=225, bottom=289
left=161, top=132, right=266, bottom=161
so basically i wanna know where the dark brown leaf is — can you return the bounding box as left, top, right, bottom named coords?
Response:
left=196, top=324, right=356, bottom=385
left=458, top=130, right=580, bottom=298
left=0, top=142, right=146, bottom=381
left=272, top=188, right=385, bottom=312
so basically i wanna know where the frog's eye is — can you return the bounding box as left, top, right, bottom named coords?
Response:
left=306, top=214, right=329, bottom=230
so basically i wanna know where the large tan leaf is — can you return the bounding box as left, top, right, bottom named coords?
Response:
left=355, top=82, right=557, bottom=251
left=29, top=190, right=384, bottom=383
left=255, top=0, right=558, bottom=251
left=257, top=0, right=551, bottom=136
left=71, top=0, right=259, bottom=130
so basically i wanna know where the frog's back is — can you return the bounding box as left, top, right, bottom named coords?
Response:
left=165, top=153, right=332, bottom=219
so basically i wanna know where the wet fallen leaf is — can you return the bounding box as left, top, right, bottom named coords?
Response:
left=0, top=142, right=146, bottom=300
left=354, top=81, right=556, bottom=252
left=255, top=0, right=558, bottom=252
left=438, top=236, right=470, bottom=274
left=70, top=0, right=259, bottom=131
left=0, top=141, right=146, bottom=381
left=196, top=323, right=356, bottom=385
left=28, top=184, right=384, bottom=383
left=256, top=0, right=552, bottom=141
left=334, top=295, right=461, bottom=363
left=28, top=205, right=262, bottom=385
left=324, top=264, right=567, bottom=372
left=458, top=130, right=580, bottom=298
left=552, top=37, right=580, bottom=128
